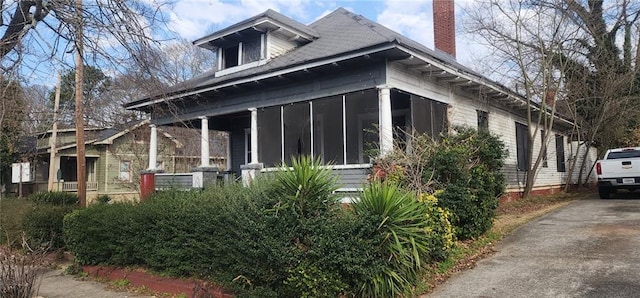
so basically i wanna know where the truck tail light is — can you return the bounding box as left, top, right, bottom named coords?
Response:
left=596, top=162, right=602, bottom=175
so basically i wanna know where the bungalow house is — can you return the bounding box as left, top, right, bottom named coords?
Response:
left=124, top=4, right=596, bottom=196
left=11, top=120, right=226, bottom=202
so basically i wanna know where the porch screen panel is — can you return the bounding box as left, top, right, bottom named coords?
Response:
left=431, top=100, right=448, bottom=139
left=283, top=102, right=311, bottom=165
left=345, top=89, right=378, bottom=164
left=411, top=96, right=429, bottom=135
left=258, top=106, right=282, bottom=167
left=391, top=91, right=411, bottom=150
left=313, top=96, right=344, bottom=164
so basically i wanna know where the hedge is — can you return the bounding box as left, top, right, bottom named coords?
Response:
left=64, top=157, right=454, bottom=297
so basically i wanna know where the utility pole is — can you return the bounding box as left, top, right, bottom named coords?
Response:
left=74, top=0, right=86, bottom=207
left=48, top=72, right=61, bottom=191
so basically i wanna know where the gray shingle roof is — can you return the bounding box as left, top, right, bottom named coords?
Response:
left=193, top=9, right=319, bottom=46
left=129, top=7, right=477, bottom=104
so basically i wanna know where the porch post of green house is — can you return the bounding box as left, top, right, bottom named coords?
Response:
left=141, top=124, right=160, bottom=200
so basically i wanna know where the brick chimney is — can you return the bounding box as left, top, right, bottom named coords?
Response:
left=433, top=0, right=456, bottom=58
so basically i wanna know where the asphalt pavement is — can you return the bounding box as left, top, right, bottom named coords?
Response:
left=37, top=268, right=154, bottom=298
left=429, top=196, right=640, bottom=298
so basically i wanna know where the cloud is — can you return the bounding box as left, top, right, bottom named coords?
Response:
left=377, top=0, right=433, bottom=47
left=166, top=0, right=316, bottom=40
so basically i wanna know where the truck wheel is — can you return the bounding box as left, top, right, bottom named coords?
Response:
left=598, top=187, right=612, bottom=199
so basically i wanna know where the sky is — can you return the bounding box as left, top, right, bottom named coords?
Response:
left=162, top=0, right=485, bottom=70
left=12, top=0, right=490, bottom=87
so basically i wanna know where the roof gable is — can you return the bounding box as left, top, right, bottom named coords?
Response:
left=193, top=9, right=318, bottom=51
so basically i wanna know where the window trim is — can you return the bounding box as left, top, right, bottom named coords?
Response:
left=477, top=110, right=489, bottom=130
left=119, top=160, right=132, bottom=182
left=217, top=34, right=265, bottom=72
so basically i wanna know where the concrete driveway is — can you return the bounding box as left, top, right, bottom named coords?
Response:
left=429, top=196, right=640, bottom=298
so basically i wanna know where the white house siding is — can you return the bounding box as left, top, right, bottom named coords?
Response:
left=386, top=61, right=570, bottom=192
left=568, top=141, right=598, bottom=184
left=267, top=31, right=298, bottom=59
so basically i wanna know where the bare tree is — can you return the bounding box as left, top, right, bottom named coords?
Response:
left=22, top=84, right=52, bottom=134
left=464, top=0, right=582, bottom=198
left=150, top=38, right=216, bottom=86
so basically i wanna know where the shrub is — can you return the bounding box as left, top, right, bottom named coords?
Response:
left=352, top=181, right=453, bottom=297
left=271, top=156, right=340, bottom=219
left=23, top=204, right=75, bottom=249
left=0, top=249, right=44, bottom=298
left=19, top=192, right=78, bottom=250
left=95, top=195, right=111, bottom=204
left=28, top=191, right=78, bottom=206
left=431, top=127, right=507, bottom=239
left=63, top=157, right=455, bottom=297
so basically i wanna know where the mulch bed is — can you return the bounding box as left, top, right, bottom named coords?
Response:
left=83, top=265, right=232, bottom=297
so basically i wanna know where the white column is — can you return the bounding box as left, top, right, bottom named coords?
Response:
left=200, top=116, right=210, bottom=167
left=378, top=87, right=393, bottom=156
left=148, top=124, right=158, bottom=170
left=249, top=108, right=259, bottom=164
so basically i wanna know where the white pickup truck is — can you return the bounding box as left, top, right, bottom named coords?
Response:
left=596, top=147, right=640, bottom=199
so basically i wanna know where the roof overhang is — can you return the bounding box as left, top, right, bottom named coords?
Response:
left=126, top=41, right=574, bottom=129
left=394, top=45, right=575, bottom=128
left=125, top=42, right=401, bottom=111
left=194, top=18, right=317, bottom=51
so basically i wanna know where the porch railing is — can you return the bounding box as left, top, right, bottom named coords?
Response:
left=60, top=181, right=98, bottom=192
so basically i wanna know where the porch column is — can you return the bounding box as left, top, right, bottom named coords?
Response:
left=200, top=116, right=210, bottom=167
left=241, top=108, right=263, bottom=186
left=147, top=124, right=158, bottom=170
left=250, top=108, right=259, bottom=164
left=141, top=124, right=159, bottom=201
left=378, top=87, right=393, bottom=156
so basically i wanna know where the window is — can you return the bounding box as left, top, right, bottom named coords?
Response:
left=541, top=130, right=548, bottom=167
left=242, top=39, right=261, bottom=63
left=411, top=95, right=448, bottom=139
left=119, top=160, right=131, bottom=181
left=555, top=134, right=566, bottom=172
left=219, top=35, right=263, bottom=70
left=222, top=45, right=239, bottom=68
left=156, top=161, right=164, bottom=171
left=477, top=110, right=488, bottom=130
left=515, top=123, right=530, bottom=171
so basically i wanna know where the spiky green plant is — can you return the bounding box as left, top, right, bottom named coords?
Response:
left=272, top=156, right=340, bottom=219
left=352, top=181, right=432, bottom=297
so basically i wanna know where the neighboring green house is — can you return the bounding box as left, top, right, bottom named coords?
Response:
left=11, top=120, right=225, bottom=202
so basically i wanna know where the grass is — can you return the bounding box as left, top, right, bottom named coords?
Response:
left=419, top=191, right=589, bottom=295
left=0, top=197, right=34, bottom=247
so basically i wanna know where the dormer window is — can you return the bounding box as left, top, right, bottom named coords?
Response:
left=218, top=35, right=264, bottom=72
left=194, top=9, right=319, bottom=77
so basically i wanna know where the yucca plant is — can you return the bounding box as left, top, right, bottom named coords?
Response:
left=272, top=156, right=340, bottom=219
left=352, top=181, right=432, bottom=297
